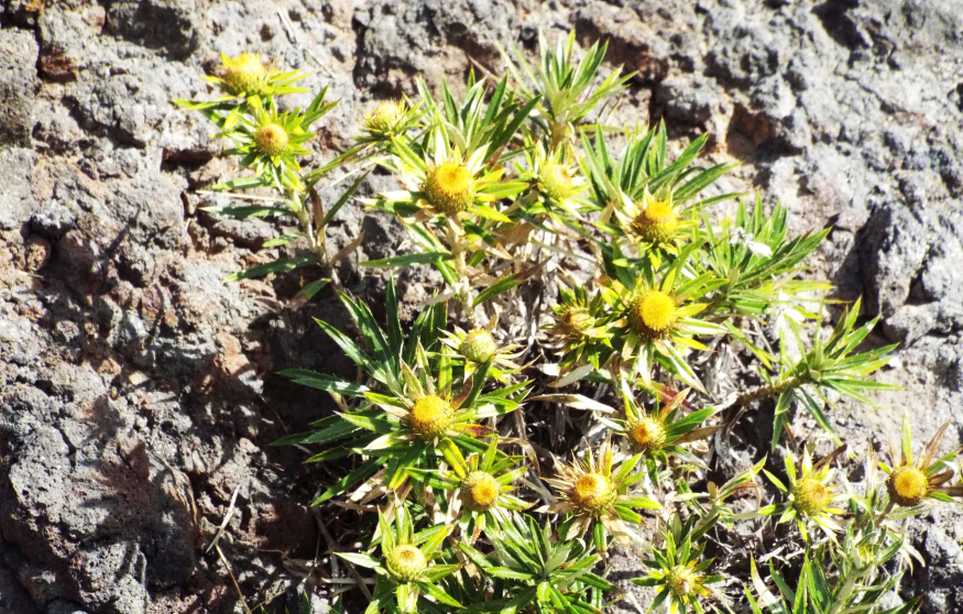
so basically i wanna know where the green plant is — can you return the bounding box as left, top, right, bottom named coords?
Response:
left=178, top=31, right=963, bottom=614
left=458, top=512, right=613, bottom=612
left=175, top=53, right=376, bottom=295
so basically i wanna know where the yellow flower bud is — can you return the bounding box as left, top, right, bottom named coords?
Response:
left=793, top=477, right=834, bottom=515
left=220, top=53, right=267, bottom=95
left=385, top=545, right=427, bottom=581
left=459, top=329, right=497, bottom=363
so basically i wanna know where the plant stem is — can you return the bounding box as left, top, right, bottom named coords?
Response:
left=733, top=374, right=807, bottom=409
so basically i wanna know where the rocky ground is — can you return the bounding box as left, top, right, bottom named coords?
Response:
left=0, top=0, right=961, bottom=612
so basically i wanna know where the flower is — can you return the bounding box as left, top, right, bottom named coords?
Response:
left=633, top=519, right=722, bottom=613
left=372, top=122, right=525, bottom=227
left=572, top=472, right=616, bottom=511
left=630, top=289, right=678, bottom=338
left=459, top=329, right=498, bottom=364
left=628, top=190, right=680, bottom=244
left=546, top=441, right=659, bottom=544
left=463, top=471, right=500, bottom=510
left=628, top=416, right=668, bottom=452
left=407, top=395, right=455, bottom=439
left=544, top=285, right=613, bottom=375
left=433, top=439, right=530, bottom=537
left=888, top=466, right=929, bottom=506
left=227, top=97, right=313, bottom=192
left=616, top=384, right=715, bottom=461
left=882, top=418, right=963, bottom=508
left=762, top=448, right=845, bottom=541
left=666, top=562, right=710, bottom=601
left=386, top=544, right=428, bottom=581
left=253, top=122, right=289, bottom=156
left=424, top=160, right=475, bottom=215
left=441, top=324, right=525, bottom=382
left=605, top=265, right=725, bottom=391
left=539, top=159, right=580, bottom=202
left=337, top=507, right=462, bottom=612
left=219, top=52, right=267, bottom=95
left=364, top=99, right=407, bottom=134
left=204, top=52, right=308, bottom=99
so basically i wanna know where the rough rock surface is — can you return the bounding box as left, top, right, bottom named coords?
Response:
left=0, top=0, right=960, bottom=612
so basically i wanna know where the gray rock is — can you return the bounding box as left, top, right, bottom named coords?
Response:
left=3, top=1, right=963, bottom=613
left=353, top=0, right=519, bottom=94
left=0, top=29, right=39, bottom=146
left=105, top=0, right=201, bottom=60
left=859, top=201, right=932, bottom=319
left=0, top=545, right=40, bottom=614
left=0, top=148, right=37, bottom=231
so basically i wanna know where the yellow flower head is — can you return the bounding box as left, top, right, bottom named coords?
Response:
left=628, top=416, right=667, bottom=453
left=364, top=99, right=406, bottom=134
left=631, top=289, right=678, bottom=337
left=793, top=476, right=834, bottom=516
left=407, top=395, right=454, bottom=439
left=631, top=192, right=679, bottom=243
left=571, top=472, right=615, bottom=513
left=539, top=160, right=579, bottom=202
left=459, top=329, right=498, bottom=364
left=220, top=52, right=267, bottom=95
left=424, top=161, right=474, bottom=215
left=385, top=544, right=427, bottom=581
left=463, top=470, right=500, bottom=510
left=883, top=419, right=963, bottom=508
left=254, top=122, right=289, bottom=156
left=888, top=465, right=928, bottom=507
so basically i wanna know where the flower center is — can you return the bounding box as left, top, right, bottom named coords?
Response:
left=386, top=545, right=427, bottom=581
left=631, top=290, right=677, bottom=336
left=459, top=329, right=498, bottom=363
left=424, top=161, right=473, bottom=214
left=364, top=100, right=405, bottom=133
left=889, top=466, right=928, bottom=506
left=793, top=477, right=833, bottom=515
left=221, top=53, right=267, bottom=94
left=254, top=123, right=289, bottom=156
left=629, top=417, right=667, bottom=452
left=408, top=395, right=454, bottom=439
left=464, top=471, right=500, bottom=510
left=631, top=197, right=678, bottom=242
left=572, top=472, right=613, bottom=512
